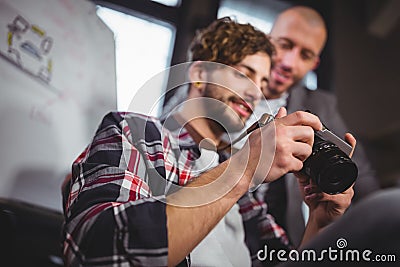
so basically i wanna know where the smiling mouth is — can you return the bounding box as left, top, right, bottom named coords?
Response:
left=272, top=68, right=292, bottom=84
left=230, top=98, right=253, bottom=118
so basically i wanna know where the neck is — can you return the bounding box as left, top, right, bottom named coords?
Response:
left=264, top=89, right=284, bottom=100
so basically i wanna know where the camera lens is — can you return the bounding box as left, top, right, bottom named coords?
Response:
left=301, top=135, right=358, bottom=194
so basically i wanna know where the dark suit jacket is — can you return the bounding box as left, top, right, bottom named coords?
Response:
left=281, top=85, right=380, bottom=246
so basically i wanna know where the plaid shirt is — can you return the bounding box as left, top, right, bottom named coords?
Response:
left=62, top=112, right=290, bottom=267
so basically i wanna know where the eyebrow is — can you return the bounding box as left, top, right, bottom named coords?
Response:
left=236, top=63, right=269, bottom=83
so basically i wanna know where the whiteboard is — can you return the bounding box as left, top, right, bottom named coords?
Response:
left=0, top=0, right=117, bottom=211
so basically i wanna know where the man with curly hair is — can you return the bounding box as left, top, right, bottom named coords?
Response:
left=62, top=18, right=353, bottom=266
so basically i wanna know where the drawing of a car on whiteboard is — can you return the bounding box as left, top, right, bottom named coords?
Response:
left=7, top=15, right=53, bottom=83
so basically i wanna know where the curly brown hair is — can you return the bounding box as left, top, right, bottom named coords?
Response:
left=188, top=17, right=275, bottom=65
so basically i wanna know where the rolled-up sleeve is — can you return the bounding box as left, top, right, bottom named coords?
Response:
left=63, top=112, right=171, bottom=267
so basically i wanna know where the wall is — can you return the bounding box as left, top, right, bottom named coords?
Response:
left=331, top=0, right=400, bottom=185
left=0, top=0, right=117, bottom=211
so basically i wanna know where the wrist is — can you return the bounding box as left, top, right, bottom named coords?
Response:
left=229, top=150, right=256, bottom=189
left=301, top=213, right=326, bottom=247
left=223, top=157, right=253, bottom=199
left=307, top=210, right=331, bottom=230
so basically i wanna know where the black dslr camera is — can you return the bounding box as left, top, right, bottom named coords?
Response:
left=234, top=112, right=358, bottom=194
left=301, top=118, right=358, bottom=195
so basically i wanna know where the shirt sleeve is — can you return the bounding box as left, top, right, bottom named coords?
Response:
left=239, top=183, right=293, bottom=266
left=62, top=112, right=171, bottom=267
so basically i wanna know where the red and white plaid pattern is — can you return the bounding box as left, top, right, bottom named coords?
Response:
left=62, top=112, right=290, bottom=267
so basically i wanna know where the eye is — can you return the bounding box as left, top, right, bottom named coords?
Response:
left=233, top=70, right=248, bottom=79
left=277, top=40, right=292, bottom=50
left=301, top=50, right=316, bottom=61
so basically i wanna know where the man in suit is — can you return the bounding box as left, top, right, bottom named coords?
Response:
left=258, top=6, right=380, bottom=246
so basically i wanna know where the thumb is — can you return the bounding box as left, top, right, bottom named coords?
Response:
left=344, top=133, right=357, bottom=158
left=275, top=107, right=287, bottom=118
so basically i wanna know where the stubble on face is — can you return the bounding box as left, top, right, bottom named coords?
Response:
left=202, top=84, right=252, bottom=134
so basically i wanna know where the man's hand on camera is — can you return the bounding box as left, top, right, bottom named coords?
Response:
left=298, top=174, right=354, bottom=229
left=233, top=107, right=322, bottom=189
left=297, top=133, right=356, bottom=233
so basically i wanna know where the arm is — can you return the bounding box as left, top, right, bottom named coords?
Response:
left=166, top=108, right=322, bottom=266
left=63, top=113, right=170, bottom=266
left=166, top=157, right=252, bottom=266
left=300, top=185, right=354, bottom=246
left=64, top=109, right=322, bottom=266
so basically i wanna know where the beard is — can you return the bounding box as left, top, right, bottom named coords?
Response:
left=266, top=66, right=302, bottom=99
left=202, top=84, right=249, bottom=134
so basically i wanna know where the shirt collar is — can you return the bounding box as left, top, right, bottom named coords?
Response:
left=161, top=113, right=199, bottom=152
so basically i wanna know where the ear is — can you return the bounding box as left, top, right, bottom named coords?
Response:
left=312, top=57, right=320, bottom=70
left=188, top=61, right=207, bottom=94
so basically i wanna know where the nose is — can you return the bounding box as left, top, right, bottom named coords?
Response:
left=244, top=79, right=263, bottom=104
left=278, top=48, right=299, bottom=72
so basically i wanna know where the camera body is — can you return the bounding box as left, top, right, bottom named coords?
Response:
left=301, top=125, right=358, bottom=195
